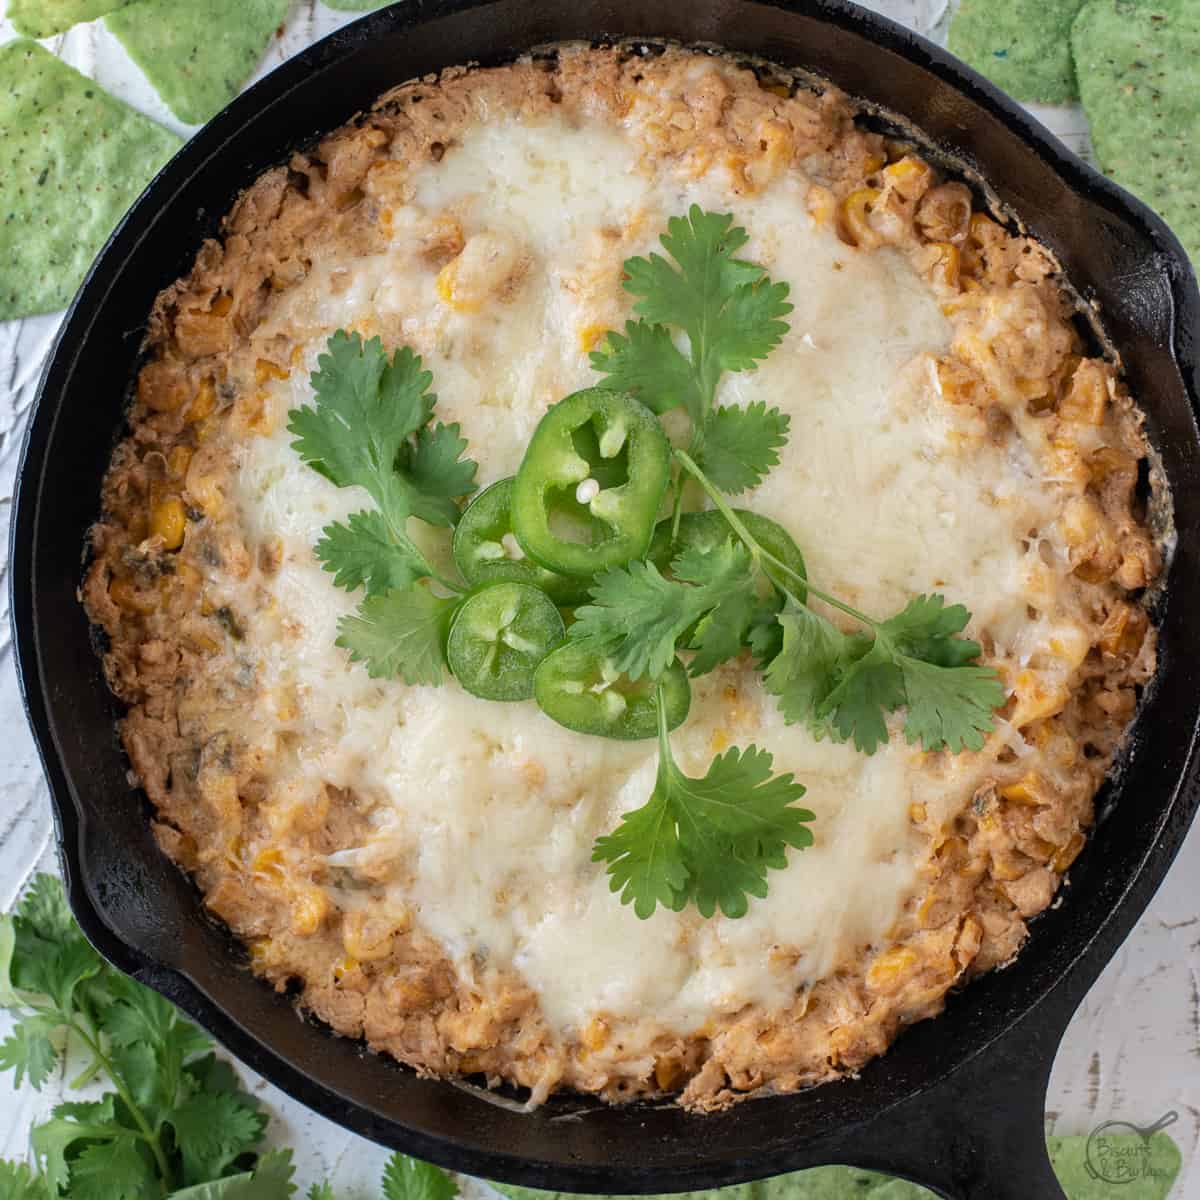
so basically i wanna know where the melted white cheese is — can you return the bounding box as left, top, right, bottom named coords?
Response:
left=231, top=110, right=1055, bottom=1038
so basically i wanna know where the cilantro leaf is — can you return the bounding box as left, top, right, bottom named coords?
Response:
left=380, top=1154, right=458, bottom=1200
left=0, top=1014, right=59, bottom=1089
left=594, top=692, right=814, bottom=919
left=288, top=332, right=476, bottom=531
left=15, top=875, right=76, bottom=946
left=879, top=593, right=984, bottom=667
left=68, top=1136, right=158, bottom=1200
left=169, top=1092, right=266, bottom=1186
left=687, top=585, right=762, bottom=676
left=590, top=320, right=703, bottom=419
left=288, top=332, right=431, bottom=519
left=623, top=206, right=792, bottom=405
left=395, top=422, right=479, bottom=527
left=899, top=659, right=1006, bottom=753
left=315, top=510, right=433, bottom=597
left=336, top=587, right=459, bottom=684
left=762, top=601, right=872, bottom=736
left=762, top=592, right=1004, bottom=754
left=695, top=402, right=790, bottom=494
left=307, top=1185, right=337, bottom=1200
left=31, top=1103, right=126, bottom=1194
left=820, top=635, right=907, bottom=754
left=167, top=1149, right=298, bottom=1200
left=570, top=539, right=756, bottom=680
left=0, top=1160, right=43, bottom=1200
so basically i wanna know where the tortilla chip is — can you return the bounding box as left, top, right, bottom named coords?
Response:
left=7, top=0, right=133, bottom=39
left=1048, top=1132, right=1181, bottom=1199
left=494, top=1132, right=1181, bottom=1200
left=0, top=40, right=182, bottom=321
left=105, top=0, right=290, bottom=125
left=948, top=0, right=1084, bottom=104
left=1072, top=0, right=1200, bottom=263
left=496, top=1167, right=933, bottom=1200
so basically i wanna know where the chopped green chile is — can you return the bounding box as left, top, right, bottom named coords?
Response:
left=446, top=582, right=565, bottom=702
left=452, top=477, right=589, bottom=606
left=512, top=388, right=671, bottom=577
left=534, top=641, right=691, bottom=739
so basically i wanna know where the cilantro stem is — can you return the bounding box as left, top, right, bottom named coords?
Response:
left=69, top=1016, right=172, bottom=1191
left=672, top=450, right=879, bottom=630
left=379, top=507, right=464, bottom=596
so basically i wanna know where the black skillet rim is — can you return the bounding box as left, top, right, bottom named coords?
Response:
left=10, top=0, right=1200, bottom=1192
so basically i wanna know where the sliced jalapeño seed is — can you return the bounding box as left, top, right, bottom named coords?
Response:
left=447, top=582, right=565, bottom=702
left=534, top=641, right=691, bottom=740
left=511, top=388, right=671, bottom=578
left=452, top=477, right=590, bottom=606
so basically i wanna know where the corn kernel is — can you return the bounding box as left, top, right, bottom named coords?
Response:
left=577, top=323, right=608, bottom=353
left=187, top=378, right=217, bottom=423
left=1099, top=602, right=1148, bottom=658
left=867, top=946, right=918, bottom=991
left=839, top=188, right=882, bottom=247
left=1011, top=670, right=1067, bottom=727
left=290, top=887, right=329, bottom=936
left=581, top=1018, right=609, bottom=1051
left=251, top=846, right=286, bottom=884
left=149, top=497, right=187, bottom=551
left=255, top=357, right=290, bottom=384
left=333, top=954, right=359, bottom=982
left=654, top=1055, right=684, bottom=1090
left=210, top=293, right=234, bottom=317
left=928, top=242, right=960, bottom=289
left=1000, top=774, right=1050, bottom=807
left=1052, top=832, right=1086, bottom=874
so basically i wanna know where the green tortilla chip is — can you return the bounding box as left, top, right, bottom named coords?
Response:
left=105, top=0, right=290, bottom=125
left=7, top=0, right=133, bottom=39
left=495, top=1132, right=1182, bottom=1200
left=1073, top=0, right=1200, bottom=263
left=496, top=1168, right=933, bottom=1200
left=0, top=40, right=181, bottom=321
left=948, top=0, right=1084, bottom=104
left=1049, top=1132, right=1181, bottom=1199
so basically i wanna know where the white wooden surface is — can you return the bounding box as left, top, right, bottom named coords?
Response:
left=0, top=3, right=1196, bottom=1194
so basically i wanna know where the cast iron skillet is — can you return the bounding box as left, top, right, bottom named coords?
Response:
left=10, top=2, right=1200, bottom=1197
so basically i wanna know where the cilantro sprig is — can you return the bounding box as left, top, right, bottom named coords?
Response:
left=591, top=205, right=793, bottom=494
left=675, top=452, right=1006, bottom=754
left=0, top=879, right=465, bottom=1199
left=287, top=331, right=478, bottom=682
left=593, top=687, right=815, bottom=919
left=570, top=538, right=758, bottom=680
left=0, top=876, right=266, bottom=1196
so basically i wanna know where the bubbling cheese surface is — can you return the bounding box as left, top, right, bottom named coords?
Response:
left=232, top=111, right=1053, bottom=1036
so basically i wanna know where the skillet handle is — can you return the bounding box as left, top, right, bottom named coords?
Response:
left=835, top=1003, right=1069, bottom=1199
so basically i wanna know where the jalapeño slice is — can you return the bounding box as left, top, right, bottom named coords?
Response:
left=447, top=582, right=564, bottom=702
left=648, top=508, right=807, bottom=595
left=453, top=477, right=588, bottom=606
left=512, top=388, right=671, bottom=578
left=534, top=641, right=691, bottom=740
